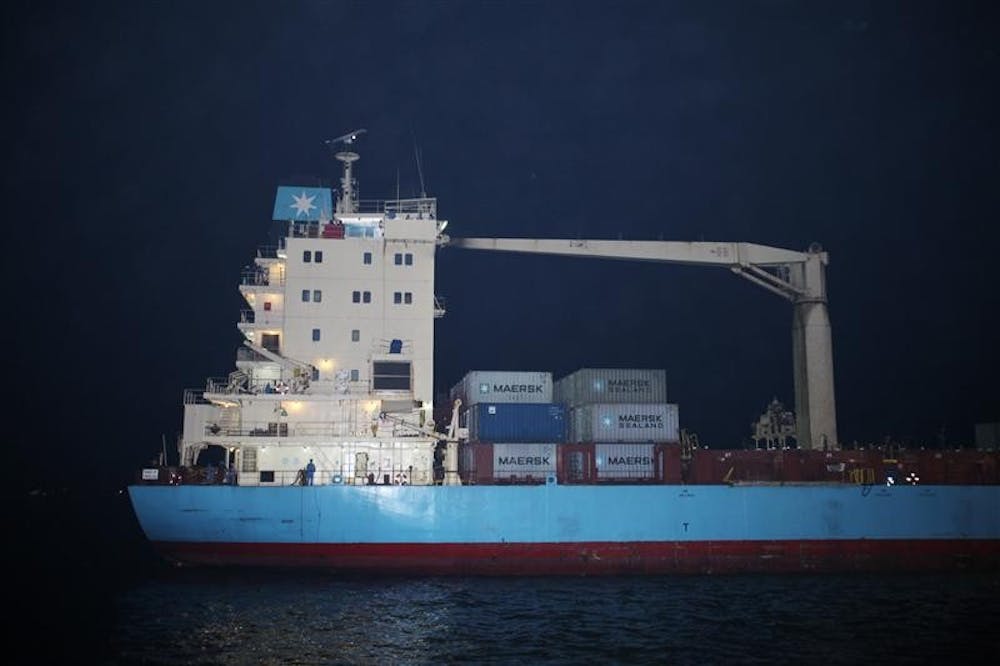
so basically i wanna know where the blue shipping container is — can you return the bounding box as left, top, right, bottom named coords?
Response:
left=466, top=403, right=567, bottom=443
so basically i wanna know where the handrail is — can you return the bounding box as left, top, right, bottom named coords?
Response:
left=202, top=420, right=428, bottom=439
left=135, top=465, right=419, bottom=487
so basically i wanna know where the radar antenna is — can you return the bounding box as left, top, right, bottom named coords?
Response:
left=325, top=128, right=367, bottom=147
left=325, top=129, right=367, bottom=214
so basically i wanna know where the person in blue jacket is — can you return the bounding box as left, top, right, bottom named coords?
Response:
left=305, top=459, right=316, bottom=485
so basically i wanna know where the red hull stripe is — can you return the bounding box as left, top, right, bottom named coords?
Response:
left=154, top=539, right=1000, bottom=574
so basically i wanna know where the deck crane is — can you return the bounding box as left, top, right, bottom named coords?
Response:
left=379, top=398, right=464, bottom=485
left=449, top=238, right=837, bottom=451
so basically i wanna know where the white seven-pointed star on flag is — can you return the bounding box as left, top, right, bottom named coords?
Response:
left=290, top=191, right=317, bottom=217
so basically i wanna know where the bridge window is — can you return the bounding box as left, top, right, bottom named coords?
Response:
left=373, top=361, right=411, bottom=391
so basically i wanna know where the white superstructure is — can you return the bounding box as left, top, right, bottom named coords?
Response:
left=180, top=133, right=449, bottom=486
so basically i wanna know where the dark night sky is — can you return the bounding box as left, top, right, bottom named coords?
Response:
left=5, top=1, right=998, bottom=494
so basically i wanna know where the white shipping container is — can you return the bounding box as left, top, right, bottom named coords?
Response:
left=595, top=443, right=656, bottom=479
left=554, top=368, right=667, bottom=407
left=450, top=371, right=553, bottom=407
left=570, top=403, right=679, bottom=443
left=492, top=443, right=557, bottom=479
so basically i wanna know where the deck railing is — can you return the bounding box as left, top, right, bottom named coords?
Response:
left=136, top=465, right=420, bottom=487
left=201, top=420, right=422, bottom=439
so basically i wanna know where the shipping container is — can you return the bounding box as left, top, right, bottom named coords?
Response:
left=661, top=443, right=682, bottom=483
left=554, top=368, right=666, bottom=407
left=458, top=442, right=557, bottom=483
left=449, top=371, right=553, bottom=407
left=466, top=403, right=567, bottom=443
left=595, top=443, right=656, bottom=480
left=458, top=442, right=496, bottom=484
left=569, top=403, right=678, bottom=443
left=457, top=441, right=479, bottom=481
left=492, top=443, right=558, bottom=481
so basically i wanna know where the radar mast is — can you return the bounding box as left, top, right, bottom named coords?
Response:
left=325, top=129, right=367, bottom=215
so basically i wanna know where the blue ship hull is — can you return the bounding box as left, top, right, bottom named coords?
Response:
left=128, top=483, right=1000, bottom=574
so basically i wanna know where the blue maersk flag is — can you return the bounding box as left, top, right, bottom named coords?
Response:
left=272, top=186, right=334, bottom=221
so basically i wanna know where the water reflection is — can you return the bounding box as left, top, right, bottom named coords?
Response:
left=111, top=570, right=1000, bottom=665
left=113, top=571, right=464, bottom=664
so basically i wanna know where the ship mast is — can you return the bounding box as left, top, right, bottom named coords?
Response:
left=325, top=128, right=367, bottom=215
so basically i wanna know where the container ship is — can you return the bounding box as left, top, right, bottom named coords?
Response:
left=128, top=132, right=1000, bottom=574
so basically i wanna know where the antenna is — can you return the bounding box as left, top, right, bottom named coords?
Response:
left=325, top=128, right=367, bottom=147
left=412, top=134, right=426, bottom=197
left=325, top=129, right=367, bottom=214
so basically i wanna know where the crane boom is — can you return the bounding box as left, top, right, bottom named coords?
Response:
left=452, top=238, right=808, bottom=268
left=449, top=237, right=837, bottom=450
